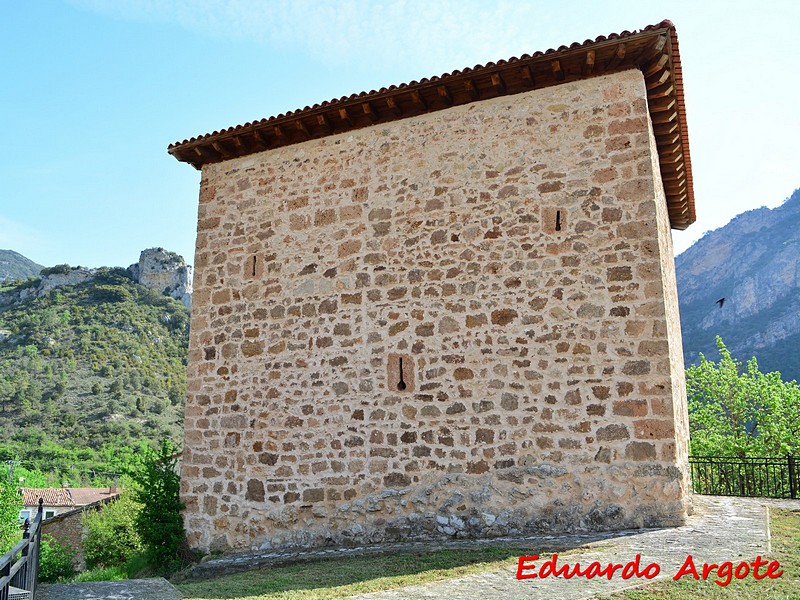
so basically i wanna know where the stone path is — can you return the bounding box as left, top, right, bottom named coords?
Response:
left=37, top=578, right=182, bottom=600
left=354, top=496, right=781, bottom=599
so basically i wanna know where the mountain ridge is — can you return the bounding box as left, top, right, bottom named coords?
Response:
left=677, top=188, right=800, bottom=381
left=0, top=249, right=43, bottom=283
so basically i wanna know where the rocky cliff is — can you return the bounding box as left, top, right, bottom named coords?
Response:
left=0, top=248, right=193, bottom=309
left=128, top=248, right=192, bottom=309
left=677, top=188, right=800, bottom=380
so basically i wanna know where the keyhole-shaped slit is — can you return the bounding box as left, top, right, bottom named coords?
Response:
left=555, top=210, right=561, bottom=232
left=397, top=357, right=407, bottom=390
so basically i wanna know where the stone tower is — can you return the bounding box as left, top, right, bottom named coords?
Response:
left=169, top=21, right=695, bottom=554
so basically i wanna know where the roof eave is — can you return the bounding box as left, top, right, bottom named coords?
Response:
left=169, top=21, right=695, bottom=229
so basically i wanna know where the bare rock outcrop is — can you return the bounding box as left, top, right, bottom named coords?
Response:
left=677, top=187, right=800, bottom=379
left=129, top=248, right=192, bottom=309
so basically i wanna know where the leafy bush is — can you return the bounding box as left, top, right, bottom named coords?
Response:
left=133, top=439, right=185, bottom=574
left=90, top=285, right=132, bottom=304
left=40, top=264, right=73, bottom=276
left=0, top=480, right=22, bottom=553
left=70, top=565, right=128, bottom=582
left=39, top=533, right=76, bottom=582
left=82, top=493, right=143, bottom=569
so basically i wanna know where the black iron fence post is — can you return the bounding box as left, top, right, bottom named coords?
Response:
left=19, top=519, right=30, bottom=594
left=1, top=558, right=9, bottom=600
left=789, top=455, right=797, bottom=500
left=30, top=498, right=43, bottom=599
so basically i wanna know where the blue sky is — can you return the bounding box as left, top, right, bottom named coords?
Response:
left=2, top=1, right=798, bottom=269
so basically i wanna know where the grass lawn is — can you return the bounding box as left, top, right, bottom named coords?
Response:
left=176, top=509, right=800, bottom=600
left=175, top=546, right=532, bottom=599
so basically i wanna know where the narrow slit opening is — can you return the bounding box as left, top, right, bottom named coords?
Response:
left=251, top=255, right=257, bottom=277
left=555, top=210, right=561, bottom=232
left=397, top=356, right=407, bottom=390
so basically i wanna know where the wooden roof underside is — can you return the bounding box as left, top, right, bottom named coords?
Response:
left=168, top=21, right=695, bottom=229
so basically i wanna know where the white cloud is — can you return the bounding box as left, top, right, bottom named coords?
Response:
left=70, top=0, right=601, bottom=71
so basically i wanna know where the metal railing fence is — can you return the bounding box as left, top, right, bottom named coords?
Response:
left=689, top=455, right=799, bottom=499
left=0, top=498, right=43, bottom=600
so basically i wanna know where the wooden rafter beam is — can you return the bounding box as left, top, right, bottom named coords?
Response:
left=650, top=110, right=677, bottom=125
left=464, top=78, right=479, bottom=100
left=437, top=86, right=453, bottom=106
left=520, top=65, right=534, bottom=87
left=317, top=114, right=332, bottom=134
left=648, top=81, right=674, bottom=99
left=252, top=129, right=268, bottom=148
left=636, top=34, right=668, bottom=66
left=362, top=101, right=378, bottom=122
left=386, top=96, right=402, bottom=116
left=642, top=53, right=669, bottom=77
left=664, top=182, right=687, bottom=196
left=338, top=107, right=353, bottom=127
left=653, top=121, right=679, bottom=137
left=551, top=59, right=564, bottom=81
left=411, top=90, right=427, bottom=110
left=661, top=132, right=681, bottom=147
left=659, top=150, right=682, bottom=166
left=295, top=119, right=310, bottom=139
left=661, top=171, right=686, bottom=183
left=582, top=50, right=595, bottom=76
left=648, top=97, right=676, bottom=113
left=491, top=73, right=506, bottom=94
left=273, top=125, right=286, bottom=142
left=646, top=69, right=671, bottom=90
left=211, top=141, right=233, bottom=157
left=605, top=43, right=626, bottom=70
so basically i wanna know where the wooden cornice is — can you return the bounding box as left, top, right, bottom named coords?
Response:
left=168, top=21, right=695, bottom=229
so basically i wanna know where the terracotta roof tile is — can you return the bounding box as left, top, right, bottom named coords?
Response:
left=68, top=487, right=120, bottom=506
left=21, top=488, right=74, bottom=507
left=20, top=487, right=120, bottom=508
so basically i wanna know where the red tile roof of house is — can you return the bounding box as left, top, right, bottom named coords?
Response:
left=20, top=487, right=120, bottom=508
left=168, top=20, right=695, bottom=229
left=21, top=488, right=74, bottom=508
left=68, top=488, right=119, bottom=506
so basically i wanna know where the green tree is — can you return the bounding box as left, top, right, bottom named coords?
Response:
left=687, top=336, right=800, bottom=456
left=82, top=493, right=143, bottom=568
left=39, top=533, right=76, bottom=582
left=0, top=480, right=22, bottom=553
left=133, top=440, right=185, bottom=574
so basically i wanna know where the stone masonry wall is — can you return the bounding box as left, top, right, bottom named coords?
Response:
left=42, top=508, right=87, bottom=570
left=182, top=68, right=691, bottom=554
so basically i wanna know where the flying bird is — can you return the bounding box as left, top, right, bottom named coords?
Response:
left=716, top=298, right=725, bottom=308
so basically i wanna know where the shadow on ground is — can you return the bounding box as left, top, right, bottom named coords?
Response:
left=175, top=530, right=640, bottom=599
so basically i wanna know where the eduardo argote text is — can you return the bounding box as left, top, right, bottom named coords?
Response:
left=516, top=553, right=783, bottom=587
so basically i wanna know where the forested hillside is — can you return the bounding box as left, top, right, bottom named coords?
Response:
left=0, top=267, right=189, bottom=483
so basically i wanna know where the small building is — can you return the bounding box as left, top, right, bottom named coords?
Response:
left=170, top=21, right=695, bottom=554
left=19, top=487, right=119, bottom=522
